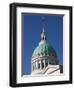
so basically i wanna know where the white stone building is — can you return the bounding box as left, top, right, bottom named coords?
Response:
left=31, top=29, right=63, bottom=75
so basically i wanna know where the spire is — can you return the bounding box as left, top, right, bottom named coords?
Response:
left=41, top=28, right=47, bottom=41
left=43, top=28, right=45, bottom=33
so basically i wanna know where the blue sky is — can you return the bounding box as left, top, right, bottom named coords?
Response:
left=22, top=14, right=63, bottom=75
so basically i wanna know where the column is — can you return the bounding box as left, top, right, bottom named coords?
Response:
left=39, top=60, right=42, bottom=70
left=34, top=62, right=36, bottom=70
left=41, top=60, right=44, bottom=69
left=40, top=60, right=41, bottom=69
left=37, top=60, right=38, bottom=70
left=43, top=59, right=46, bottom=68
left=36, top=61, right=38, bottom=70
left=41, top=60, right=42, bottom=69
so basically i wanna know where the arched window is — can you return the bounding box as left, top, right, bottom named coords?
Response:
left=42, top=62, right=44, bottom=69
left=38, top=63, right=40, bottom=69
left=41, top=52, right=43, bottom=56
left=45, top=59, right=48, bottom=67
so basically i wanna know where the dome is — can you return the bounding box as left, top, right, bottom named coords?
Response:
left=32, top=29, right=57, bottom=58
left=31, top=29, right=58, bottom=75
left=31, top=29, right=58, bottom=74
left=32, top=42, right=56, bottom=57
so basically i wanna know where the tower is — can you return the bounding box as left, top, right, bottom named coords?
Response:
left=31, top=29, right=63, bottom=75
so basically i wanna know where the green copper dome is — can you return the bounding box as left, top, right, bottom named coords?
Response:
left=32, top=42, right=56, bottom=57
left=32, top=29, right=57, bottom=58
